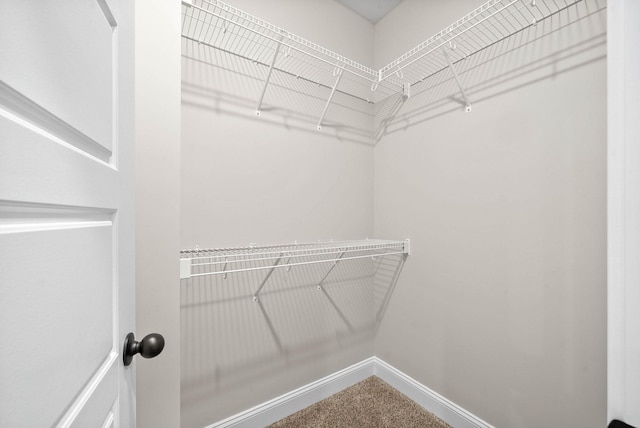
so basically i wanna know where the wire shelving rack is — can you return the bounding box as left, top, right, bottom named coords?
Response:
left=180, top=239, right=409, bottom=278
left=181, top=0, right=402, bottom=129
left=377, top=0, right=584, bottom=111
left=180, top=239, right=409, bottom=303
left=180, top=239, right=410, bottom=355
left=182, top=0, right=584, bottom=121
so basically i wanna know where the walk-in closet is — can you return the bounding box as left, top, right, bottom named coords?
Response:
left=3, top=0, right=639, bottom=427
left=176, top=0, right=607, bottom=427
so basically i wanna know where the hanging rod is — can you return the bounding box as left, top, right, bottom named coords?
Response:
left=179, top=239, right=410, bottom=279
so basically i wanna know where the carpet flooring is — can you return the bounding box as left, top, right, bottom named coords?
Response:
left=268, top=376, right=452, bottom=428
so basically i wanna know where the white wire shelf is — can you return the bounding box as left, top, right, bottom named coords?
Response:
left=377, top=0, right=583, bottom=111
left=180, top=239, right=410, bottom=279
left=182, top=0, right=583, bottom=120
left=180, top=239, right=409, bottom=356
left=181, top=0, right=403, bottom=129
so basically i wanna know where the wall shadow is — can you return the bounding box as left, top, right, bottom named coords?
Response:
left=181, top=39, right=375, bottom=146
left=180, top=251, right=406, bottom=417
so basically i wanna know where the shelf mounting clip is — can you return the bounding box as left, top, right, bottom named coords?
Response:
left=443, top=45, right=472, bottom=112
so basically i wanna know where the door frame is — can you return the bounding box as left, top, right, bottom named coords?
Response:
left=132, top=0, right=640, bottom=426
left=134, top=0, right=182, bottom=426
left=607, top=0, right=640, bottom=426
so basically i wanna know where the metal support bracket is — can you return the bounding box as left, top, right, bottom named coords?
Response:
left=256, top=40, right=282, bottom=116
left=317, top=67, right=344, bottom=130
left=315, top=250, right=353, bottom=331
left=253, top=254, right=283, bottom=302
left=443, top=46, right=472, bottom=112
left=316, top=251, right=346, bottom=291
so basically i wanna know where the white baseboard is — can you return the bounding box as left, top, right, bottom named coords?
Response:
left=373, top=357, right=494, bottom=428
left=205, top=356, right=493, bottom=428
left=206, top=357, right=375, bottom=428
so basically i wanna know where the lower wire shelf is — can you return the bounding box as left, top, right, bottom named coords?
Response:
left=180, top=238, right=410, bottom=280
left=180, top=238, right=410, bottom=354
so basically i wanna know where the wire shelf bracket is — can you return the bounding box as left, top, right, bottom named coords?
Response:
left=256, top=37, right=282, bottom=116
left=316, top=250, right=346, bottom=291
left=442, top=45, right=472, bottom=113
left=253, top=254, right=283, bottom=302
left=317, top=66, right=344, bottom=130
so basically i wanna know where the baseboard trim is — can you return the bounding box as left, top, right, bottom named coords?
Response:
left=373, top=357, right=494, bottom=428
left=205, top=356, right=493, bottom=428
left=205, top=357, right=375, bottom=428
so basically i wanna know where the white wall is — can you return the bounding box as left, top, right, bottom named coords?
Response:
left=373, top=1, right=607, bottom=427
left=180, top=1, right=377, bottom=426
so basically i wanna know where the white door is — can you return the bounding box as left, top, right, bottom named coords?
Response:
left=0, top=0, right=138, bottom=426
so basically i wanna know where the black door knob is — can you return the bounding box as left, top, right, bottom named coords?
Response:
left=123, top=332, right=165, bottom=366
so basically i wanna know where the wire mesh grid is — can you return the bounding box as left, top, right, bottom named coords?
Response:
left=373, top=0, right=601, bottom=137
left=181, top=0, right=402, bottom=102
left=378, top=0, right=583, bottom=85
left=182, top=0, right=588, bottom=133
left=180, top=239, right=408, bottom=278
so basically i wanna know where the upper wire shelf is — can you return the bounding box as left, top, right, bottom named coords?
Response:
left=182, top=0, right=379, bottom=83
left=181, top=0, right=403, bottom=129
left=182, top=0, right=583, bottom=120
left=377, top=0, right=582, bottom=87
left=179, top=239, right=410, bottom=279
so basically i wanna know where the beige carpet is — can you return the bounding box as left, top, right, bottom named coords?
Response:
left=268, top=376, right=452, bottom=428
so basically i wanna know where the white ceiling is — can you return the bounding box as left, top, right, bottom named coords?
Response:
left=336, top=0, right=403, bottom=24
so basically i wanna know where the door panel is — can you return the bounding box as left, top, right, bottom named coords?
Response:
left=0, top=115, right=116, bottom=208
left=0, top=134, right=120, bottom=428
left=0, top=0, right=114, bottom=150
left=69, top=364, right=118, bottom=428
left=0, top=226, right=115, bottom=427
left=0, top=0, right=134, bottom=426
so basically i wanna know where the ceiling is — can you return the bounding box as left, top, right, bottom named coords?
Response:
left=335, top=0, right=403, bottom=24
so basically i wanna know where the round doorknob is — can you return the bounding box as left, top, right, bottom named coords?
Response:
left=123, top=332, right=165, bottom=366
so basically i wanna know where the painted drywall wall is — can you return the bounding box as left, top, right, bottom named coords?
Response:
left=135, top=0, right=182, bottom=427
left=373, top=1, right=607, bottom=427
left=180, top=1, right=378, bottom=426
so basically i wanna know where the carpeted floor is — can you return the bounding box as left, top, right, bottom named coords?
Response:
left=268, top=376, right=453, bottom=428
